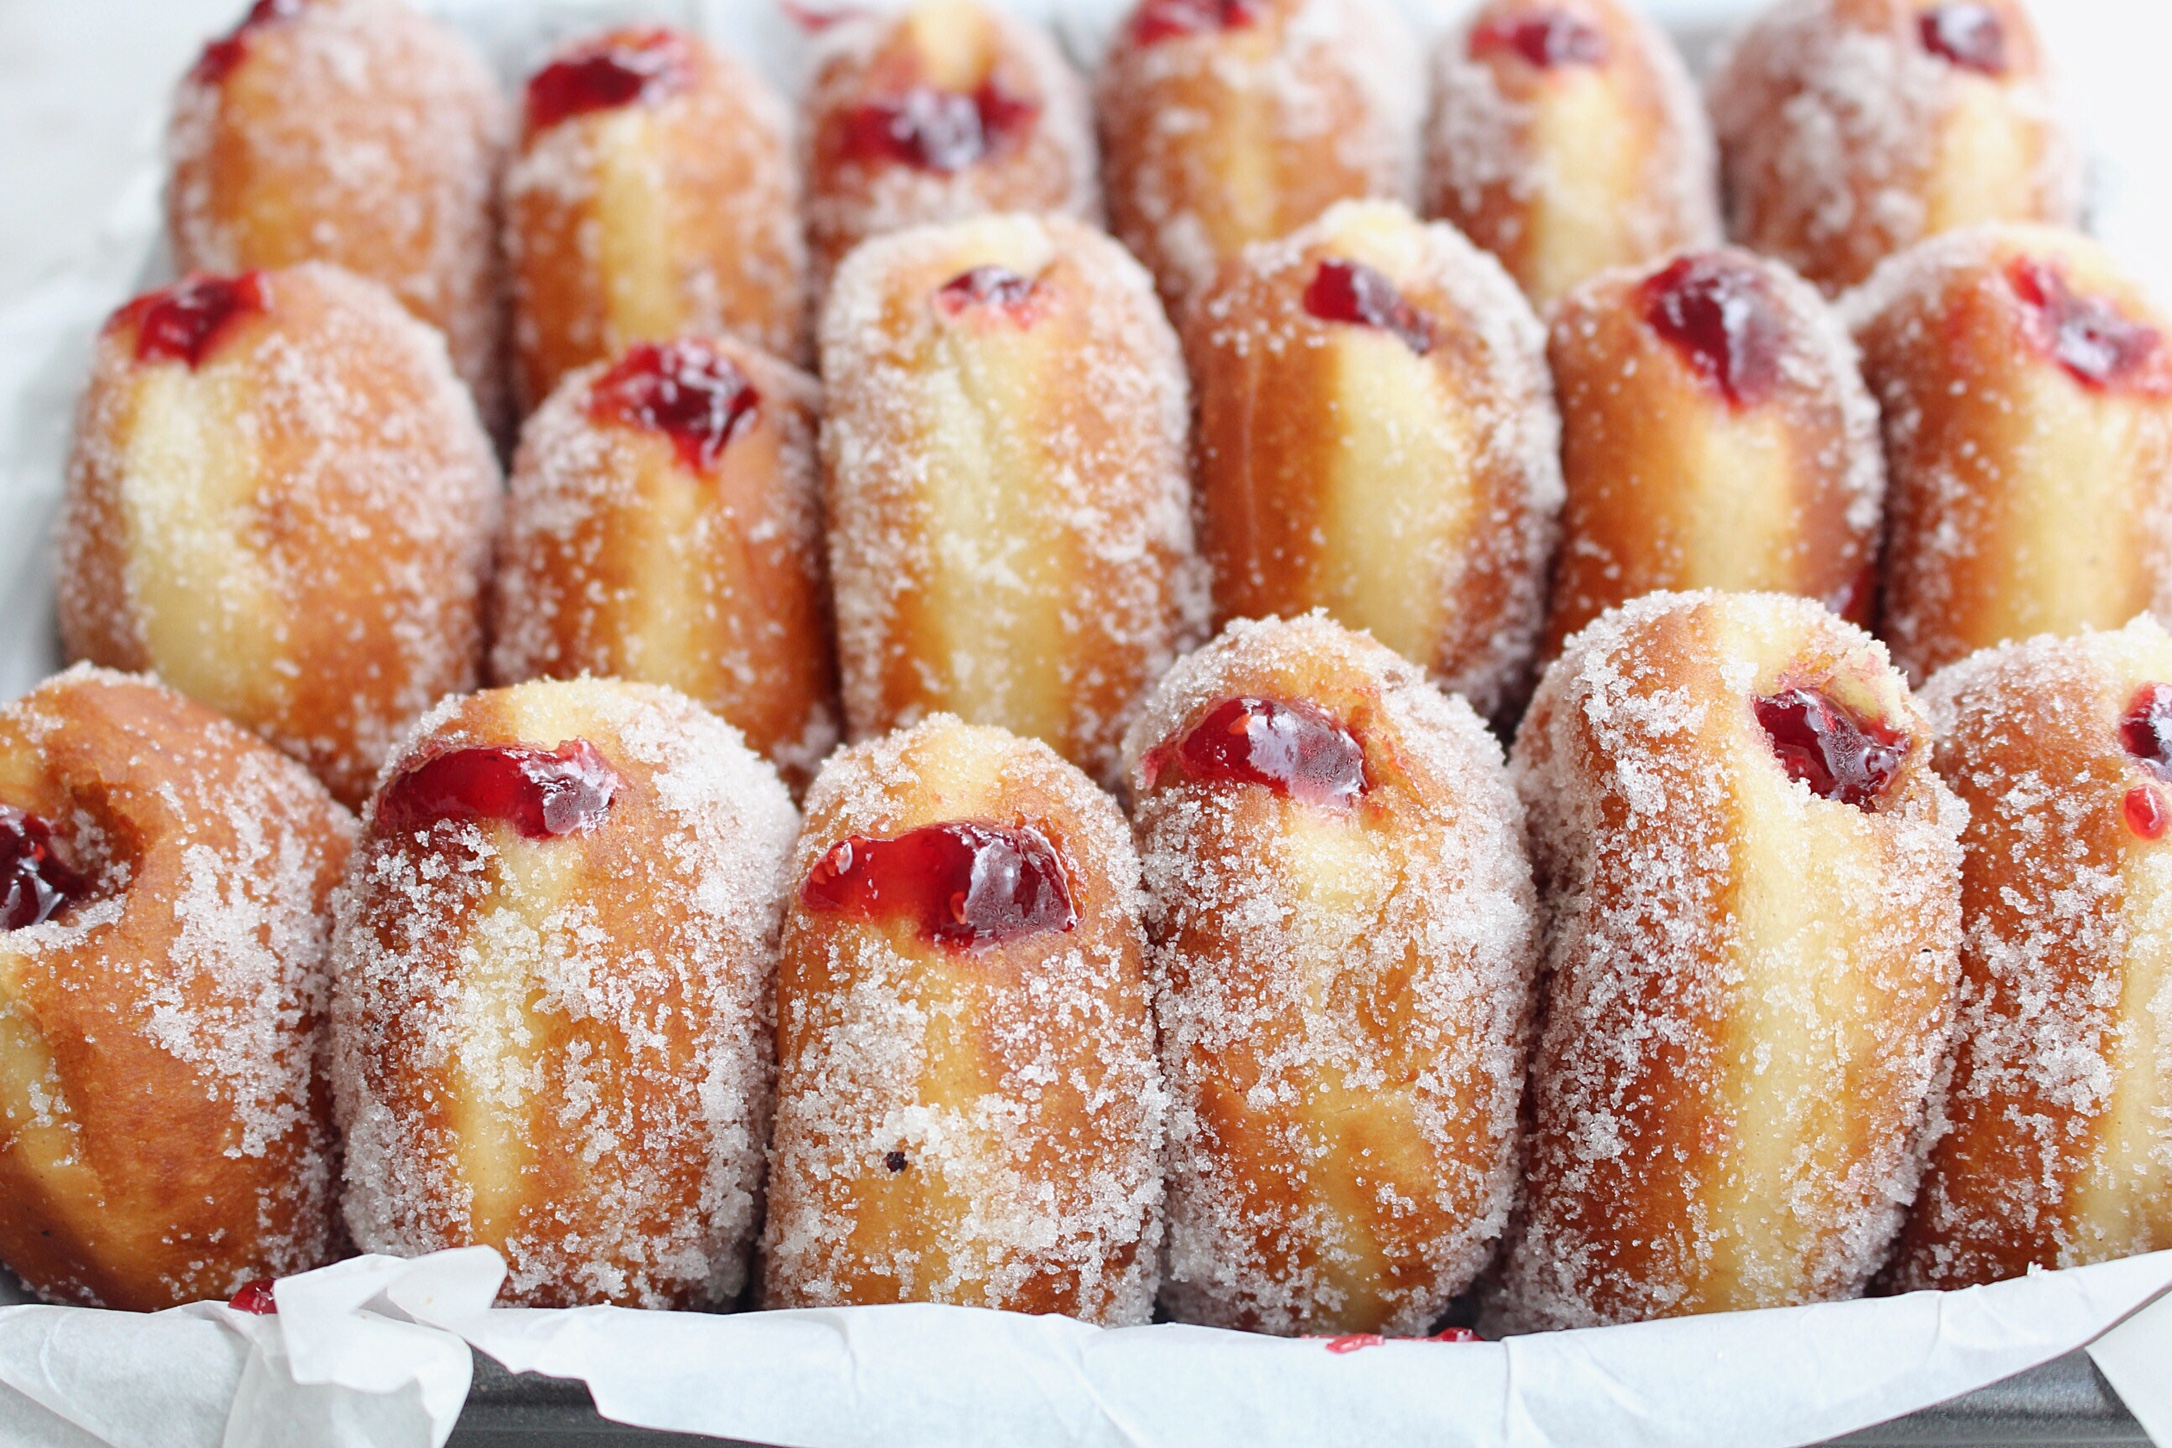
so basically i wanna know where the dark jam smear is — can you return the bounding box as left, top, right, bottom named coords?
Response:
left=1152, top=696, right=1368, bottom=809
left=1130, top=0, right=1266, bottom=44
left=1640, top=254, right=1784, bottom=408
left=0, top=806, right=90, bottom=933
left=1469, top=7, right=1610, bottom=68
left=526, top=29, right=694, bottom=134
left=377, top=741, right=621, bottom=841
left=2008, top=258, right=2167, bottom=394
left=839, top=83, right=1038, bottom=174
left=1918, top=3, right=2008, bottom=76
left=587, top=340, right=760, bottom=473
left=191, top=0, right=306, bottom=88
left=1755, top=688, right=1908, bottom=810
left=228, top=1279, right=279, bottom=1315
left=933, top=265, right=1044, bottom=321
left=2120, top=684, right=2172, bottom=780
left=1304, top=260, right=1437, bottom=357
left=799, top=822, right=1077, bottom=950
left=122, top=273, right=268, bottom=370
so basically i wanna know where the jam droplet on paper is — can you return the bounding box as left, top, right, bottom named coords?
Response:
left=800, top=822, right=1078, bottom=949
left=377, top=741, right=621, bottom=841
left=227, top=1278, right=279, bottom=1315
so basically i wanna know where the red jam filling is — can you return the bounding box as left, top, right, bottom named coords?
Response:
left=1641, top=254, right=1783, bottom=408
left=2008, top=259, right=2166, bottom=393
left=1918, top=3, right=2007, bottom=75
left=1825, top=563, right=1879, bottom=629
left=2120, top=684, right=2172, bottom=780
left=1151, top=696, right=1368, bottom=809
left=1428, top=1327, right=1482, bottom=1343
left=0, top=806, right=90, bottom=933
left=526, top=29, right=694, bottom=134
left=1131, top=0, right=1265, bottom=43
left=587, top=340, right=760, bottom=472
left=377, top=741, right=621, bottom=841
left=2127, top=787, right=2169, bottom=842
left=1304, top=260, right=1437, bottom=357
left=228, top=1279, right=279, bottom=1315
left=122, top=274, right=268, bottom=370
left=934, top=265, right=1044, bottom=321
left=1755, top=688, right=1908, bottom=809
left=191, top=0, right=305, bottom=87
left=799, top=822, right=1077, bottom=950
left=839, top=83, right=1038, bottom=174
left=1470, top=8, right=1610, bottom=68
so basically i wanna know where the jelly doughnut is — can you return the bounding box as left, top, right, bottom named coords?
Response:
left=1187, top=199, right=1559, bottom=722
left=0, top=665, right=351, bottom=1310
left=168, top=0, right=511, bottom=424
left=59, top=263, right=500, bottom=810
left=1490, top=590, right=1964, bottom=1330
left=820, top=213, right=1201, bottom=784
left=804, top=0, right=1098, bottom=287
left=1888, top=617, right=2172, bottom=1289
left=508, top=26, right=807, bottom=412
left=762, top=715, right=1162, bottom=1323
left=1125, top=614, right=1537, bottom=1335
left=1096, top=0, right=1423, bottom=319
left=330, top=678, right=797, bottom=1308
left=1422, top=0, right=1719, bottom=310
left=489, top=337, right=838, bottom=786
left=1544, top=248, right=1883, bottom=656
left=1846, top=225, right=2172, bottom=683
left=1709, top=0, right=2080, bottom=295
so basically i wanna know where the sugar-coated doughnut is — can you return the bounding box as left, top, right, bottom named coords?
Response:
left=508, top=26, right=807, bottom=412
left=1096, top=0, right=1424, bottom=319
left=1544, top=248, right=1884, bottom=656
left=1489, top=590, right=1964, bottom=1330
left=59, top=264, right=500, bottom=810
left=1423, top=0, right=1719, bottom=310
left=804, top=0, right=1098, bottom=288
left=0, top=665, right=351, bottom=1310
left=1709, top=0, right=2079, bottom=295
left=1187, top=199, right=1559, bottom=722
left=168, top=0, right=511, bottom=425
left=489, top=337, right=838, bottom=787
left=1124, top=615, right=1537, bottom=1335
left=1846, top=225, right=2172, bottom=684
left=1888, top=617, right=2172, bottom=1289
left=820, top=213, right=1202, bottom=785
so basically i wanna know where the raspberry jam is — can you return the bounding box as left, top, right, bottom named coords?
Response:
left=227, top=1279, right=279, bottom=1315
left=1150, top=697, right=1368, bottom=809
left=377, top=741, right=621, bottom=841
left=934, top=266, right=1043, bottom=321
left=2126, top=787, right=2168, bottom=841
left=1131, top=0, right=1266, bottom=43
left=123, top=274, right=268, bottom=370
left=1470, top=8, right=1610, bottom=68
left=799, top=822, right=1077, bottom=950
left=839, top=83, right=1038, bottom=173
left=1755, top=687, right=1908, bottom=809
left=1918, top=3, right=2007, bottom=75
left=1428, top=1327, right=1482, bottom=1343
left=1304, top=260, right=1437, bottom=357
left=191, top=0, right=305, bottom=87
left=1641, top=254, right=1783, bottom=408
left=2120, top=684, right=2172, bottom=780
left=1826, top=563, right=1879, bottom=629
left=2008, top=259, right=2166, bottom=393
left=1324, top=1334, right=1385, bottom=1354
left=526, top=29, right=694, bottom=134
left=0, top=806, right=90, bottom=932
left=587, top=340, right=760, bottom=472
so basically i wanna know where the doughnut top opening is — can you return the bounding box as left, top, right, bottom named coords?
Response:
left=586, top=340, right=760, bottom=473
left=0, top=805, right=90, bottom=932
left=1755, top=686, right=1908, bottom=809
left=799, top=821, right=1078, bottom=949
left=2008, top=258, right=2167, bottom=393
left=1640, top=254, right=1782, bottom=408
left=1918, top=3, right=2007, bottom=75
left=122, top=273, right=267, bottom=370
left=1130, top=0, right=1265, bottom=45
left=935, top=265, right=1044, bottom=320
left=1469, top=8, right=1610, bottom=69
left=377, top=740, right=621, bottom=840
left=840, top=82, right=1037, bottom=173
left=1149, top=695, right=1369, bottom=808
left=1304, top=259, right=1438, bottom=357
left=526, top=29, right=694, bottom=135
left=189, top=0, right=305, bottom=87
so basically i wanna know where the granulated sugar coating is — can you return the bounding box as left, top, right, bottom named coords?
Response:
left=1123, top=614, right=1537, bottom=1336
left=329, top=678, right=798, bottom=1309
left=1888, top=618, right=2172, bottom=1289
left=819, top=212, right=1203, bottom=787
left=166, top=0, right=511, bottom=426
left=58, top=262, right=501, bottom=811
left=1489, top=590, right=1965, bottom=1332
left=0, top=665, right=352, bottom=1311
left=762, top=716, right=1165, bottom=1325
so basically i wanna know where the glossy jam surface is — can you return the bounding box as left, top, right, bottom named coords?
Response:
left=1826, top=563, right=1879, bottom=629
left=1470, top=7, right=1610, bottom=68
left=2008, top=259, right=2167, bottom=393
left=934, top=265, right=1044, bottom=321
left=1641, top=254, right=1783, bottom=408
left=1131, top=0, right=1266, bottom=44
left=228, top=1279, right=279, bottom=1315
left=799, top=822, right=1078, bottom=950
left=587, top=340, right=760, bottom=472
left=526, top=29, right=694, bottom=134
left=377, top=740, right=621, bottom=841
left=123, top=274, right=268, bottom=370
left=839, top=83, right=1037, bottom=173
left=1304, top=260, right=1437, bottom=357
left=191, top=0, right=305, bottom=87
left=1918, top=3, right=2007, bottom=75
left=1755, top=687, right=1908, bottom=809
left=1152, top=696, right=1368, bottom=809
left=0, top=805, right=90, bottom=932
left=2120, top=684, right=2172, bottom=780
left=2126, top=787, right=2168, bottom=841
